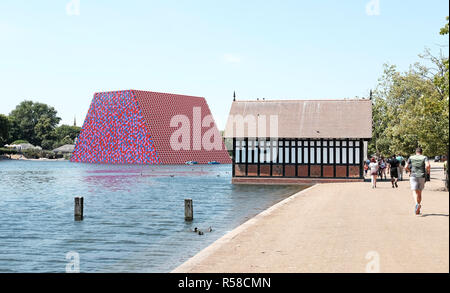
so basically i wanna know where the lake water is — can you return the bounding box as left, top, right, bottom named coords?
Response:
left=0, top=160, right=306, bottom=272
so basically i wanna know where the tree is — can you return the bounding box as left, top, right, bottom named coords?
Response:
left=54, top=125, right=81, bottom=142
left=368, top=17, right=449, bottom=157
left=52, top=125, right=81, bottom=148
left=369, top=63, right=448, bottom=157
left=8, top=101, right=61, bottom=146
left=440, top=16, right=449, bottom=36
left=35, top=115, right=57, bottom=143
left=0, top=114, right=10, bottom=146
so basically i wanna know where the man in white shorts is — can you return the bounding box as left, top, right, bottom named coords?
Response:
left=405, top=147, right=431, bottom=215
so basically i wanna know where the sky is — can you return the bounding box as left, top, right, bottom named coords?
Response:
left=0, top=0, right=448, bottom=129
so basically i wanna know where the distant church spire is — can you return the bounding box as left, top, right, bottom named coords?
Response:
left=74, top=115, right=77, bottom=126
left=233, top=91, right=236, bottom=101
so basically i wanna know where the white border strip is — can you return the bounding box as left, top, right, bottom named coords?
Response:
left=171, top=184, right=319, bottom=273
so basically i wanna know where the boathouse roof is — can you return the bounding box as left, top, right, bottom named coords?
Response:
left=224, top=99, right=372, bottom=139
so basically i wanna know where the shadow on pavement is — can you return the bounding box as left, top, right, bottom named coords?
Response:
left=420, top=213, right=449, bottom=217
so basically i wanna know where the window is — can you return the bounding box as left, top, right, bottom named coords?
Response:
left=297, top=141, right=303, bottom=164
left=303, top=141, right=309, bottom=164
left=355, top=147, right=360, bottom=164
left=242, top=140, right=246, bottom=163
left=323, top=141, right=328, bottom=164
left=350, top=141, right=354, bottom=164
left=248, top=140, right=253, bottom=163
left=272, top=141, right=278, bottom=163
left=316, top=141, right=321, bottom=164
left=342, top=140, right=347, bottom=164
left=259, top=141, right=266, bottom=163
left=265, top=141, right=270, bottom=163
left=254, top=140, right=259, bottom=163
left=328, top=141, right=334, bottom=164
left=310, top=142, right=315, bottom=164
left=278, top=144, right=283, bottom=163
left=335, top=141, right=340, bottom=164
left=236, top=140, right=241, bottom=163
left=291, top=142, right=296, bottom=163
left=285, top=141, right=290, bottom=163
left=349, top=147, right=354, bottom=164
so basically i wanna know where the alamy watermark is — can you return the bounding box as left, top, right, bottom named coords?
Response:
left=66, top=251, right=80, bottom=273
left=366, top=0, right=380, bottom=16
left=66, top=0, right=80, bottom=16
left=169, top=106, right=279, bottom=151
left=365, top=251, right=380, bottom=273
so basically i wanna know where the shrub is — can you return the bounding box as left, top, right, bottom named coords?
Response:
left=22, top=149, right=58, bottom=159
left=42, top=150, right=57, bottom=159
left=0, top=147, right=18, bottom=155
left=22, top=149, right=41, bottom=159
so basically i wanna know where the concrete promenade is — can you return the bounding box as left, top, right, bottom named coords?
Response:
left=173, top=162, right=449, bottom=273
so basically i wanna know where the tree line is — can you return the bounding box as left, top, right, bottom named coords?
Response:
left=0, top=101, right=81, bottom=150
left=368, top=17, right=449, bottom=157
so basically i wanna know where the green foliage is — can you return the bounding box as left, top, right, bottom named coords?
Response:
left=21, top=149, right=41, bottom=159
left=369, top=17, right=449, bottom=157
left=0, top=114, right=10, bottom=146
left=52, top=125, right=81, bottom=149
left=35, top=115, right=58, bottom=143
left=440, top=16, right=449, bottom=36
left=11, top=140, right=29, bottom=145
left=41, top=139, right=56, bottom=150
left=6, top=102, right=81, bottom=150
left=21, top=149, right=62, bottom=159
left=8, top=101, right=61, bottom=147
left=0, top=147, right=18, bottom=155
left=369, top=62, right=449, bottom=157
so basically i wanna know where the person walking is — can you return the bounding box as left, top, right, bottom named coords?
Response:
left=378, top=157, right=387, bottom=180
left=405, top=147, right=431, bottom=215
left=396, top=154, right=405, bottom=181
left=388, top=155, right=400, bottom=188
left=369, top=157, right=379, bottom=188
left=364, top=160, right=369, bottom=177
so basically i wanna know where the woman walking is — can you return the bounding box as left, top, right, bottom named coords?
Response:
left=369, top=158, right=379, bottom=188
left=378, top=157, right=387, bottom=180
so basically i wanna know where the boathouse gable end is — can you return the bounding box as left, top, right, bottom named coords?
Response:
left=223, top=99, right=372, bottom=184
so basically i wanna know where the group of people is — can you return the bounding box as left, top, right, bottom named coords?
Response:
left=364, top=147, right=431, bottom=215
left=364, top=154, right=406, bottom=188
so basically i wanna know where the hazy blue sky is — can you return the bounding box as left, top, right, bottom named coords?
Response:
left=0, top=0, right=448, bottom=129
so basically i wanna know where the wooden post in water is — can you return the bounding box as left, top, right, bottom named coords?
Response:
left=184, top=199, right=193, bottom=221
left=74, top=197, right=84, bottom=221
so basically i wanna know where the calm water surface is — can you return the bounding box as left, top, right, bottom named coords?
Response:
left=0, top=160, right=307, bottom=272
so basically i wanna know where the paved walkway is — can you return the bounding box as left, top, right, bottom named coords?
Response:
left=173, top=162, right=449, bottom=273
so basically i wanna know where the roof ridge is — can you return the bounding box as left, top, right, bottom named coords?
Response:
left=233, top=99, right=370, bottom=102
left=92, top=89, right=204, bottom=99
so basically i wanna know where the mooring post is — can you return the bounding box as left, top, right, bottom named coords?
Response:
left=74, top=197, right=84, bottom=221
left=185, top=198, right=193, bottom=221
